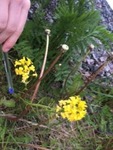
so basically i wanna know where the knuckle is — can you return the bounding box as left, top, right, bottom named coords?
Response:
left=6, top=25, right=17, bottom=34
left=0, top=20, right=7, bottom=30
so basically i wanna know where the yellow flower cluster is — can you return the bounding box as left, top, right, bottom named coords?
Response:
left=14, top=57, right=37, bottom=84
left=56, top=96, right=87, bottom=122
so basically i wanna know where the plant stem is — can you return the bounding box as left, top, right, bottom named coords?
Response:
left=31, top=29, right=50, bottom=101
left=63, top=49, right=90, bottom=97
left=74, top=59, right=110, bottom=95
left=28, top=51, right=63, bottom=92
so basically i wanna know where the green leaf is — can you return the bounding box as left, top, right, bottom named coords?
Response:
left=3, top=99, right=15, bottom=108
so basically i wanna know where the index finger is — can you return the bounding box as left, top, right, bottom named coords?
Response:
left=2, top=1, right=30, bottom=52
left=0, top=0, right=9, bottom=31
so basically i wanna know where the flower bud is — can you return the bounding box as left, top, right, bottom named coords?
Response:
left=60, top=44, right=69, bottom=53
left=45, top=29, right=51, bottom=35
left=89, top=44, right=95, bottom=51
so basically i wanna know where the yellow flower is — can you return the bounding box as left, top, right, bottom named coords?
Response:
left=14, top=57, right=37, bottom=85
left=14, top=60, right=21, bottom=66
left=29, top=65, right=35, bottom=72
left=59, top=100, right=70, bottom=106
left=26, top=57, right=32, bottom=66
left=15, top=67, right=23, bottom=75
left=56, top=95, right=87, bottom=122
left=77, top=100, right=87, bottom=111
left=32, top=72, right=38, bottom=77
left=21, top=73, right=29, bottom=84
left=56, top=105, right=62, bottom=112
left=15, top=68, right=19, bottom=75
left=19, top=57, right=26, bottom=65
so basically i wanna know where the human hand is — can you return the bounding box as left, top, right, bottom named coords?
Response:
left=0, top=0, right=31, bottom=52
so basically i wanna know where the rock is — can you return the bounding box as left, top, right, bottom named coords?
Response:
left=95, top=0, right=113, bottom=31
left=81, top=0, right=113, bottom=81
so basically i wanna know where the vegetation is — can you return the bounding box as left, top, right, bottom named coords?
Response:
left=0, top=0, right=113, bottom=149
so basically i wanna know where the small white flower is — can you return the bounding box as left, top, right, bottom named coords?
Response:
left=59, top=63, right=62, bottom=66
left=89, top=44, right=95, bottom=50
left=45, top=29, right=51, bottom=35
left=61, top=44, right=69, bottom=53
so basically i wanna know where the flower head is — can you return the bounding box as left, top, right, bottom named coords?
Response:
left=56, top=96, right=87, bottom=122
left=14, top=57, right=37, bottom=85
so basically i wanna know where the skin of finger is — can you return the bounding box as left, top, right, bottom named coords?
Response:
left=0, top=0, right=9, bottom=32
left=2, top=5, right=30, bottom=52
left=0, top=0, right=23, bottom=44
